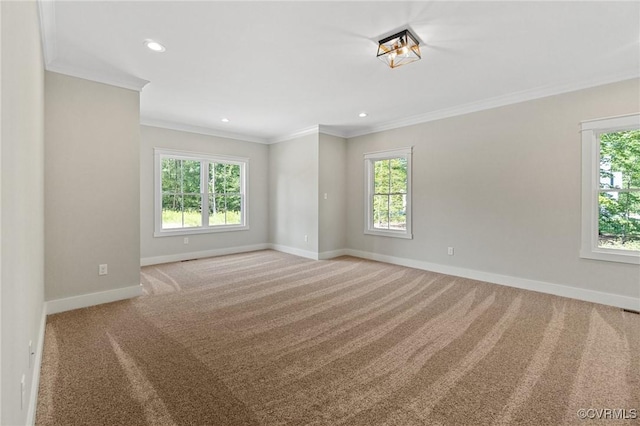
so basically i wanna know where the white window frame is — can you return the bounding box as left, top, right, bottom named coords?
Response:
left=580, top=113, right=640, bottom=264
left=154, top=148, right=249, bottom=237
left=364, top=147, right=413, bottom=239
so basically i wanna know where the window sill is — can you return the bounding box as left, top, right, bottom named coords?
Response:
left=154, top=225, right=249, bottom=238
left=364, top=228, right=413, bottom=240
left=580, top=248, right=640, bottom=265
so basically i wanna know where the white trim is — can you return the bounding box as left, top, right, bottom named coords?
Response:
left=580, top=113, right=640, bottom=131
left=46, top=62, right=149, bottom=92
left=141, top=121, right=350, bottom=146
left=153, top=148, right=249, bottom=163
left=267, top=125, right=320, bottom=144
left=140, top=119, right=267, bottom=144
left=580, top=113, right=640, bottom=265
left=318, top=249, right=348, bottom=260
left=45, top=285, right=143, bottom=315
left=364, top=147, right=413, bottom=160
left=37, top=0, right=57, bottom=66
left=26, top=307, right=46, bottom=426
left=140, top=243, right=270, bottom=266
left=269, top=244, right=319, bottom=260
left=37, top=0, right=149, bottom=93
left=344, top=249, right=640, bottom=311
left=318, top=125, right=348, bottom=140
left=346, top=72, right=640, bottom=139
left=267, top=125, right=349, bottom=144
left=153, top=224, right=250, bottom=238
left=580, top=248, right=640, bottom=264
left=364, top=228, right=413, bottom=239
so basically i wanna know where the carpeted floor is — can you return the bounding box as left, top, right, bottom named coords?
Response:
left=36, top=250, right=639, bottom=425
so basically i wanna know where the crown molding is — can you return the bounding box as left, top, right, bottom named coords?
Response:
left=47, top=61, right=150, bottom=92
left=140, top=118, right=269, bottom=144
left=267, top=125, right=320, bottom=144
left=140, top=121, right=349, bottom=146
left=267, top=125, right=348, bottom=144
left=318, top=125, right=348, bottom=140
left=37, top=0, right=57, bottom=65
left=38, top=0, right=149, bottom=92
left=345, top=70, right=640, bottom=139
left=137, top=71, right=640, bottom=142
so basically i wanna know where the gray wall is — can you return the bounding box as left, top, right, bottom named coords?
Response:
left=1, top=1, right=45, bottom=424
left=269, top=134, right=319, bottom=255
left=45, top=72, right=141, bottom=300
left=319, top=133, right=347, bottom=255
left=140, top=125, right=269, bottom=261
left=346, top=78, right=640, bottom=299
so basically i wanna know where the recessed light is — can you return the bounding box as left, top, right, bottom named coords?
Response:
left=144, top=39, right=166, bottom=52
left=359, top=112, right=368, bottom=118
left=221, top=118, right=230, bottom=123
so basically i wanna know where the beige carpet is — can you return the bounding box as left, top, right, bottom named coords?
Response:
left=36, top=250, right=639, bottom=425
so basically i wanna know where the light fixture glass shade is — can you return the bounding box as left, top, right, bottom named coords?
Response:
left=377, top=29, right=421, bottom=69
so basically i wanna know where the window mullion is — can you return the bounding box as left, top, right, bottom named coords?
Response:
left=180, top=160, right=185, bottom=228
left=201, top=161, right=209, bottom=227
left=387, top=160, right=392, bottom=229
left=599, top=189, right=640, bottom=193
left=224, top=164, right=228, bottom=225
left=224, top=193, right=228, bottom=225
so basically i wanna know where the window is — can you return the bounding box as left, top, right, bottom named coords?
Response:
left=154, top=149, right=248, bottom=236
left=364, top=147, right=412, bottom=239
left=580, top=114, right=640, bottom=264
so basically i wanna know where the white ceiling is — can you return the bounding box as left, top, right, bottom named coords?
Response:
left=41, top=1, right=640, bottom=143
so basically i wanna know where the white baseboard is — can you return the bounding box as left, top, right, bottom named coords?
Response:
left=270, top=245, right=346, bottom=261
left=269, top=244, right=319, bottom=260
left=46, top=284, right=143, bottom=315
left=345, top=249, right=640, bottom=311
left=26, top=305, right=47, bottom=426
left=318, top=249, right=348, bottom=260
left=140, top=243, right=270, bottom=266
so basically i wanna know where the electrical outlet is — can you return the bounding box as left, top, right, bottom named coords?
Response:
left=324, top=193, right=328, bottom=200
left=183, top=237, right=189, bottom=245
left=447, top=247, right=454, bottom=256
left=304, top=235, right=308, bottom=242
left=99, top=264, right=108, bottom=276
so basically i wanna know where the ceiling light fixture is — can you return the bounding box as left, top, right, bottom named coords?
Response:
left=221, top=118, right=230, bottom=123
left=144, top=39, right=166, bottom=52
left=377, top=29, right=421, bottom=69
left=359, top=112, right=368, bottom=118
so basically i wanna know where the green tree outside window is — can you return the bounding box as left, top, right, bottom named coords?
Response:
left=598, top=130, right=640, bottom=250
